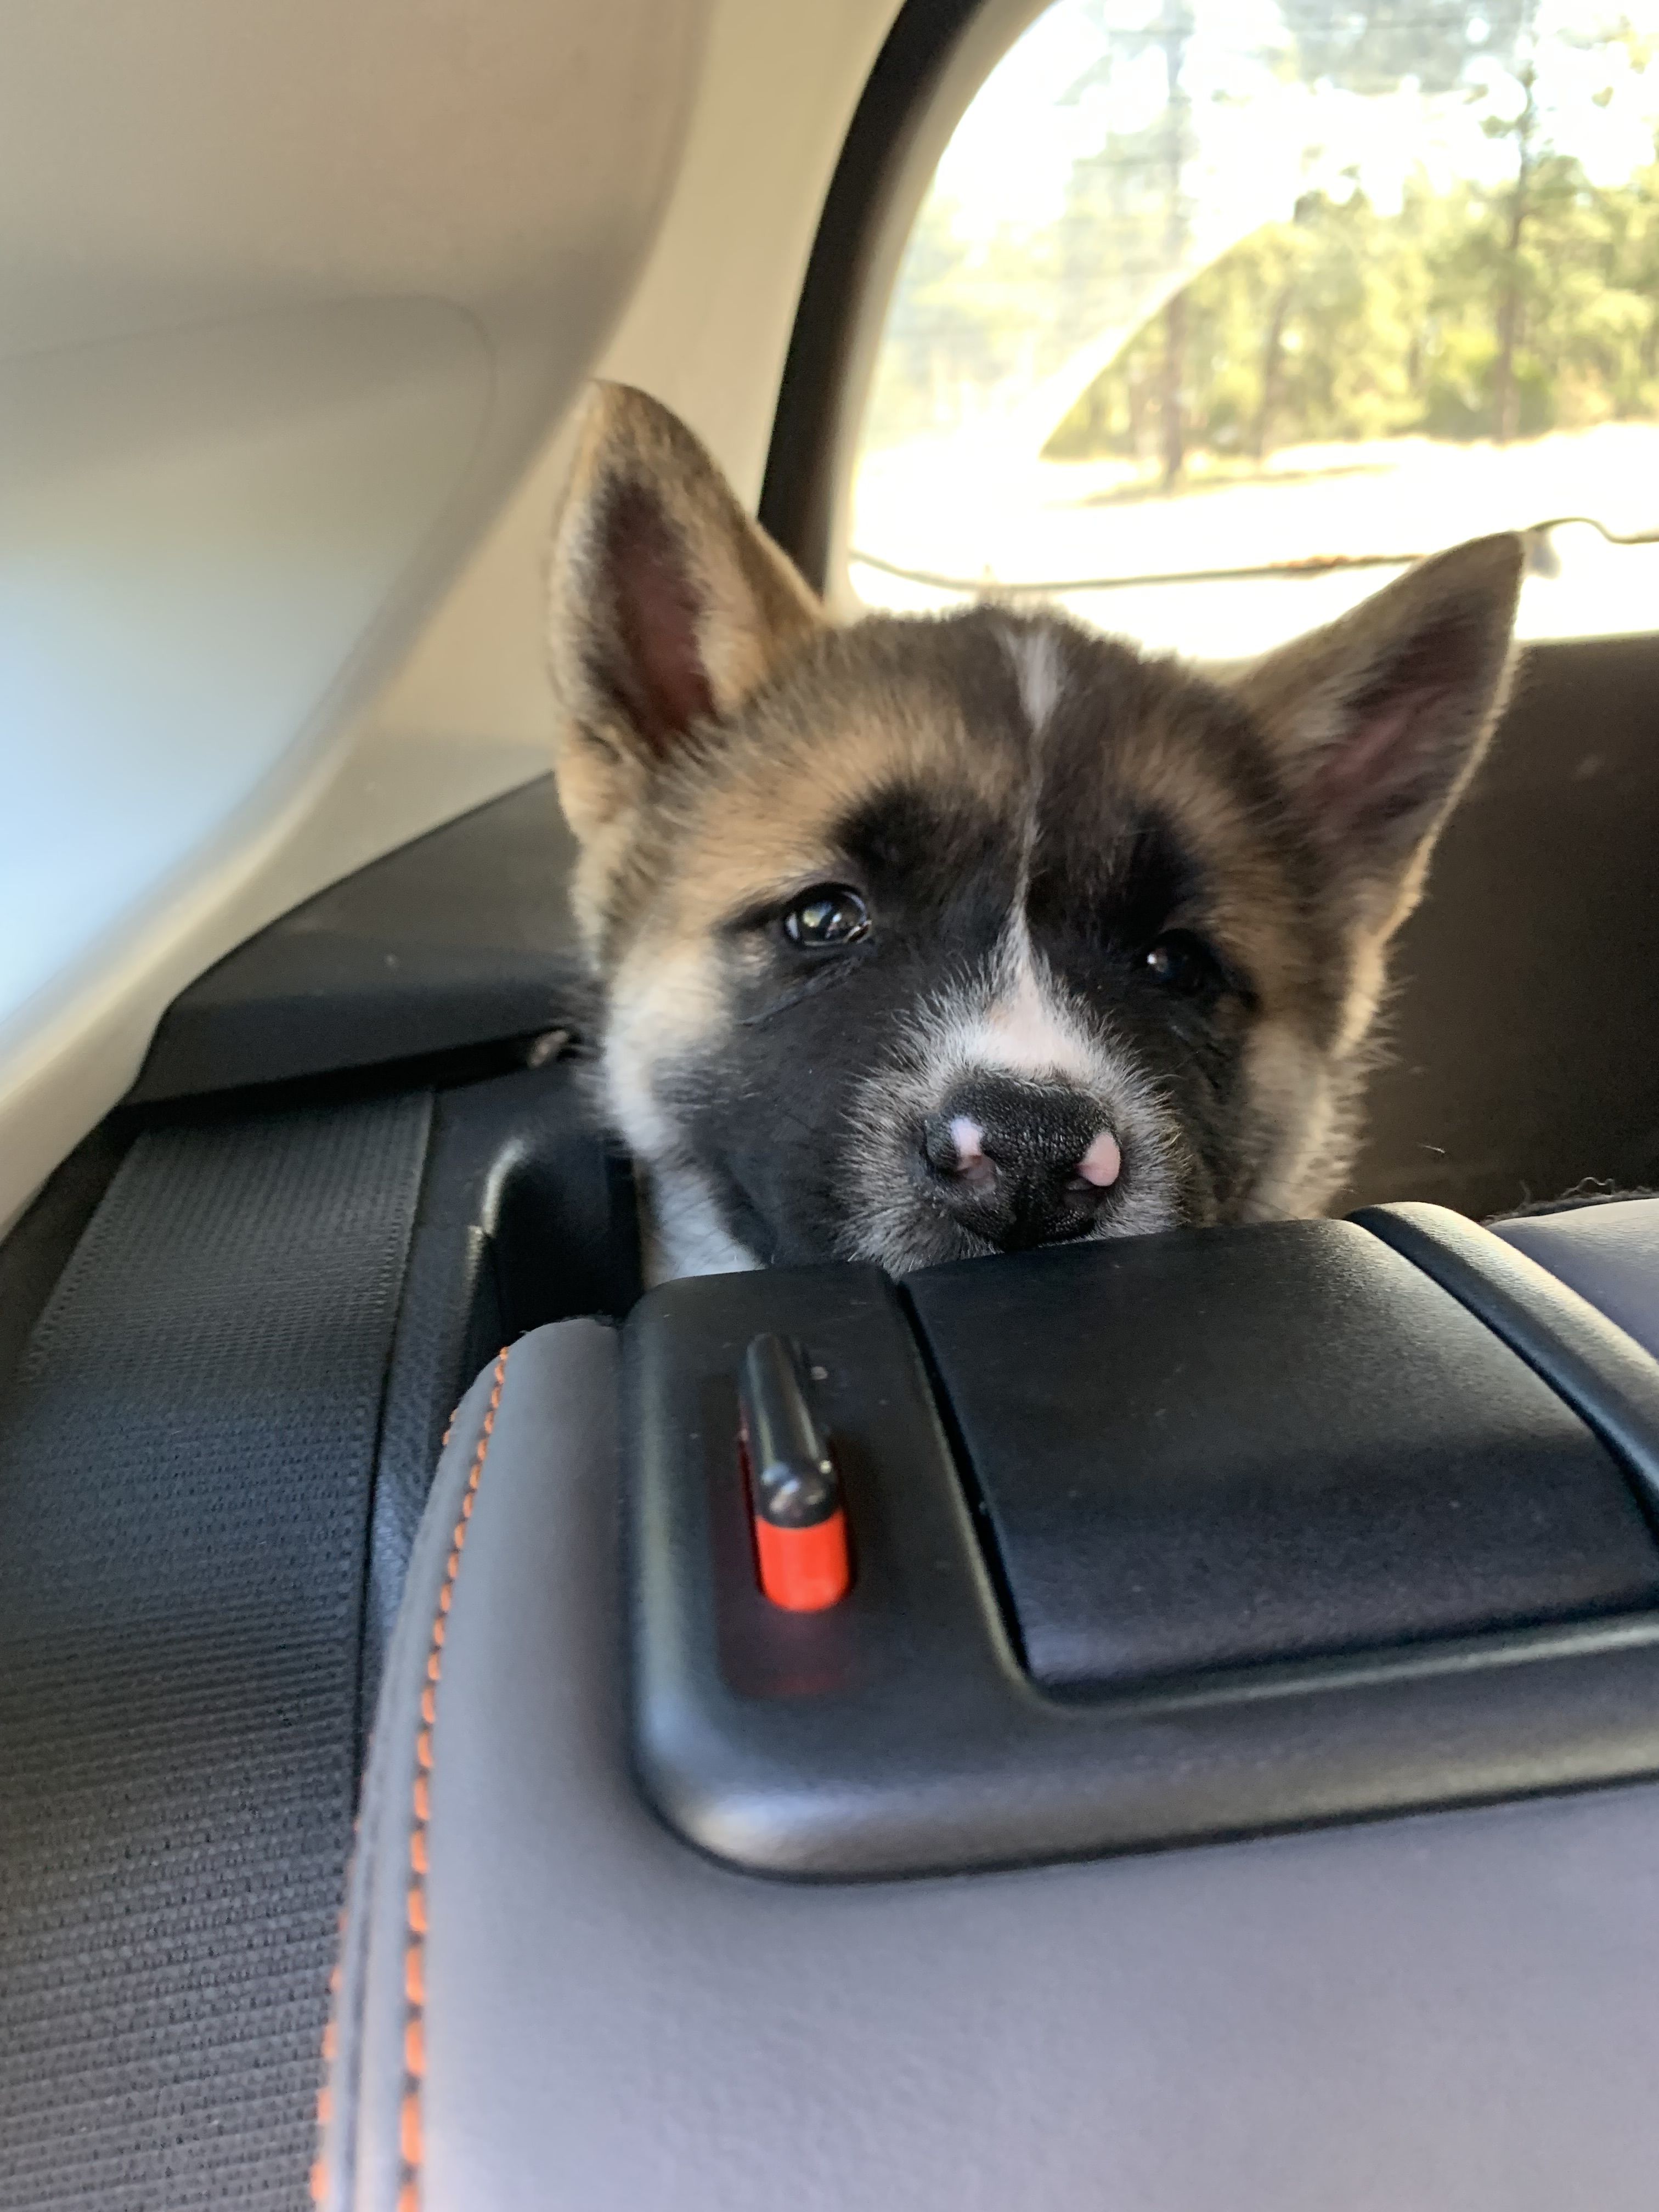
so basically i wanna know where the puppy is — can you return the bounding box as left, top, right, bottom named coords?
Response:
left=545, top=382, right=1522, bottom=1282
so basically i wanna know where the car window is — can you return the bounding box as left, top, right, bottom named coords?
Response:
left=849, top=0, right=1659, bottom=653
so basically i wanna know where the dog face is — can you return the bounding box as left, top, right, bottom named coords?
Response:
left=546, top=383, right=1522, bottom=1278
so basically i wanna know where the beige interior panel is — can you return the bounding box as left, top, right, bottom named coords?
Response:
left=0, top=0, right=903, bottom=1235
left=364, top=0, right=906, bottom=772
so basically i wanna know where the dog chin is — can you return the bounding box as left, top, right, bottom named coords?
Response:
left=832, top=1192, right=1191, bottom=1276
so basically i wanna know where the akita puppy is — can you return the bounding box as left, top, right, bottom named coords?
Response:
left=545, top=383, right=1522, bottom=1282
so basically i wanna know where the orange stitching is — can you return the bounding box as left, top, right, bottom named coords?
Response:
left=309, top=1348, right=510, bottom=2212
left=398, top=1347, right=509, bottom=2211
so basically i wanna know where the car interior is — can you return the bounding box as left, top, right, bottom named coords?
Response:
left=4, top=1, right=1659, bottom=2207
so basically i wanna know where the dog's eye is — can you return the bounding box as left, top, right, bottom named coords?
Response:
left=1144, top=929, right=1221, bottom=996
left=782, top=885, right=871, bottom=950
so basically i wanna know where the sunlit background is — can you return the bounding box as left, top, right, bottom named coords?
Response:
left=851, top=0, right=1659, bottom=652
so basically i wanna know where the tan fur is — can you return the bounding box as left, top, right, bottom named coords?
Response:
left=1233, top=531, right=1523, bottom=951
left=545, top=382, right=822, bottom=962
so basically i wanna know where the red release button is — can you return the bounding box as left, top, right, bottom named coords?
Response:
left=752, top=1508, right=851, bottom=1612
left=739, top=1334, right=853, bottom=1612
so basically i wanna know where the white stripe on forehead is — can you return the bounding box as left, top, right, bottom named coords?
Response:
left=1000, top=619, right=1067, bottom=738
left=942, top=615, right=1094, bottom=1082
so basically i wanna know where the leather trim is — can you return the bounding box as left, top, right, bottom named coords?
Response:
left=315, top=1343, right=524, bottom=2212
left=399, top=1348, right=509, bottom=2208
left=325, top=1315, right=1659, bottom=2212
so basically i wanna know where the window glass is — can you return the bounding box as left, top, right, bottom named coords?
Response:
left=850, top=0, right=1659, bottom=652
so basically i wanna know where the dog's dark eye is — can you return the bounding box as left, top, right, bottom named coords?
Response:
left=1144, top=929, right=1222, bottom=996
left=782, top=885, right=870, bottom=950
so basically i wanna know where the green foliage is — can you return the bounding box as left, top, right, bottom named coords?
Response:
left=1045, top=147, right=1659, bottom=464
left=864, top=3, right=1659, bottom=467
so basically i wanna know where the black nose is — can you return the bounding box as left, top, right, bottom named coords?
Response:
left=919, top=1077, right=1122, bottom=1252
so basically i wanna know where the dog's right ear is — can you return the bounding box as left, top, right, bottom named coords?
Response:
left=545, top=382, right=823, bottom=845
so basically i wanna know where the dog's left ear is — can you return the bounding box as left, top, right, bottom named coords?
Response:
left=1231, top=533, right=1525, bottom=938
left=545, top=382, right=823, bottom=845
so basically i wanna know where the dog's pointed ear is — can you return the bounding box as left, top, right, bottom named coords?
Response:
left=1231, top=533, right=1524, bottom=936
left=545, top=382, right=823, bottom=842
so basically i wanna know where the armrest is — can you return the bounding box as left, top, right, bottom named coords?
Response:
left=1494, top=1197, right=1659, bottom=1364
left=316, top=1219, right=1659, bottom=2212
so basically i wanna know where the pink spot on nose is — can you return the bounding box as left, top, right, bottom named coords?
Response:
left=947, top=1115, right=986, bottom=1170
left=1076, top=1130, right=1122, bottom=1188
